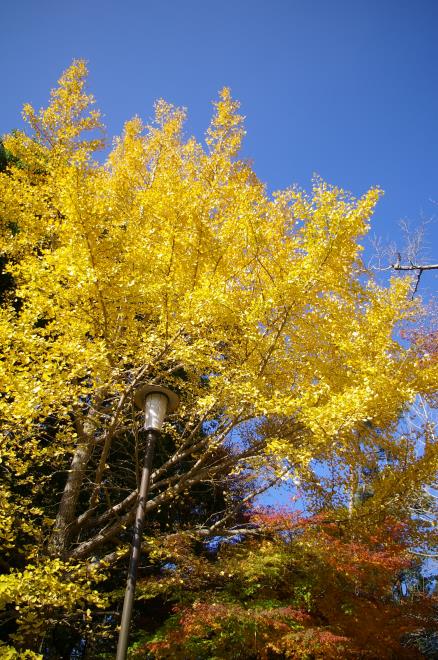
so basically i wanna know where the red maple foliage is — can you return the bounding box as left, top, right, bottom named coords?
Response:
left=130, top=509, right=436, bottom=659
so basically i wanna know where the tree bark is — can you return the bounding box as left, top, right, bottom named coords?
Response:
left=48, top=416, right=95, bottom=556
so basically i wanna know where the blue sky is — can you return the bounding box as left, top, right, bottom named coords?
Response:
left=2, top=0, right=437, bottom=290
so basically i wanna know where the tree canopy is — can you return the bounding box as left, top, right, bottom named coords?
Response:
left=0, top=60, right=436, bottom=658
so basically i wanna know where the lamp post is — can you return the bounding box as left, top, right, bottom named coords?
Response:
left=116, top=384, right=179, bottom=660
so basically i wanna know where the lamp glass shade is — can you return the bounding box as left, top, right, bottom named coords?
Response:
left=144, top=392, right=169, bottom=431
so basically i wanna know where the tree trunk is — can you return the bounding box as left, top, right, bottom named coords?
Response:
left=49, top=416, right=95, bottom=556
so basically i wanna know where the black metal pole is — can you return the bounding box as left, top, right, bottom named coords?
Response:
left=116, top=429, right=158, bottom=660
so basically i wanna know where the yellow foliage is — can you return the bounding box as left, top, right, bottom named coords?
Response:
left=1, top=61, right=436, bottom=491
left=1, top=64, right=433, bottom=445
left=0, top=558, right=107, bottom=649
left=0, top=60, right=436, bottom=653
left=0, top=644, right=41, bottom=659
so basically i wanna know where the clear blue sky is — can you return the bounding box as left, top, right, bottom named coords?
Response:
left=2, top=0, right=437, bottom=286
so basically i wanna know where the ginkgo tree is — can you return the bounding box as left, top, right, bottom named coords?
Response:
left=0, top=60, right=437, bottom=655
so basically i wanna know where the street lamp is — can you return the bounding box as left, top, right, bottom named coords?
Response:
left=116, top=384, right=179, bottom=660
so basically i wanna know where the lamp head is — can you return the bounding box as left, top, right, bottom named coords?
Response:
left=134, top=384, right=179, bottom=431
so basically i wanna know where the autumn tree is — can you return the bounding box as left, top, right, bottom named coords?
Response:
left=128, top=508, right=436, bottom=660
left=0, top=60, right=437, bottom=656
